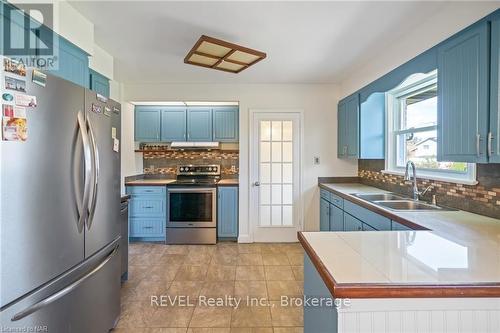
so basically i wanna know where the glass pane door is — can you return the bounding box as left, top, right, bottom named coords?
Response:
left=258, top=120, right=294, bottom=227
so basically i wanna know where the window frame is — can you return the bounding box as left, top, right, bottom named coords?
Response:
left=384, top=71, right=477, bottom=185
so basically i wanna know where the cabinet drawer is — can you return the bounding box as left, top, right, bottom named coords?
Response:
left=130, top=218, right=165, bottom=237
left=329, top=192, right=343, bottom=209
left=320, top=189, right=331, bottom=202
left=129, top=197, right=165, bottom=217
left=343, top=200, right=391, bottom=231
left=392, top=220, right=413, bottom=231
left=127, top=186, right=166, bottom=196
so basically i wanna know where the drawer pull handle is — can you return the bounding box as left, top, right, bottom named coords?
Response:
left=143, top=226, right=153, bottom=229
left=143, top=206, right=154, bottom=209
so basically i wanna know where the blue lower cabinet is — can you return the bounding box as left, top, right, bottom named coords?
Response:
left=343, top=213, right=363, bottom=231
left=129, top=218, right=165, bottom=237
left=343, top=200, right=391, bottom=231
left=319, top=198, right=330, bottom=231
left=217, top=186, right=238, bottom=238
left=392, top=220, right=413, bottom=231
left=329, top=204, right=343, bottom=231
left=126, top=186, right=166, bottom=241
left=304, top=254, right=338, bottom=333
left=362, top=222, right=377, bottom=231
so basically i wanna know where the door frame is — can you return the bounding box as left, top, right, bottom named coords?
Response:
left=248, top=109, right=304, bottom=243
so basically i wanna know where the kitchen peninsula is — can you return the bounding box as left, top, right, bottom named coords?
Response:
left=301, top=182, right=500, bottom=333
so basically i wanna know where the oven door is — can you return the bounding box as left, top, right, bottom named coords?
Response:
left=167, top=188, right=216, bottom=228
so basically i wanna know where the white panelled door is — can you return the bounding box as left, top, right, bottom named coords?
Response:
left=250, top=112, right=302, bottom=242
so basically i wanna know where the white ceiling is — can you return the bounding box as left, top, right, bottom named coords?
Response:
left=69, top=1, right=454, bottom=84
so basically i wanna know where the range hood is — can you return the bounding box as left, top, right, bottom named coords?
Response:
left=170, top=142, right=220, bottom=149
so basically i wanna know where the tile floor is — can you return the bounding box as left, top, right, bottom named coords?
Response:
left=114, top=242, right=305, bottom=333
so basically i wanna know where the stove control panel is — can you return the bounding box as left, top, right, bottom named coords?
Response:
left=177, top=165, right=221, bottom=175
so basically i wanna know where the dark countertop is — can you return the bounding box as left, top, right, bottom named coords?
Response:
left=124, top=175, right=239, bottom=187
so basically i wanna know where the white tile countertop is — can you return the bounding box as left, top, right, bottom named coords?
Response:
left=299, top=183, right=500, bottom=298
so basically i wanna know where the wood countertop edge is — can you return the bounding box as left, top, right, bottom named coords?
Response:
left=125, top=182, right=172, bottom=186
left=125, top=181, right=239, bottom=186
left=298, top=231, right=500, bottom=298
left=318, top=183, right=428, bottom=231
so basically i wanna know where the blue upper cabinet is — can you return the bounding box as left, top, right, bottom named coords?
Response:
left=135, top=106, right=161, bottom=142
left=1, top=3, right=89, bottom=88
left=187, top=107, right=212, bottom=141
left=213, top=106, right=239, bottom=142
left=437, top=21, right=489, bottom=163
left=89, top=69, right=110, bottom=97
left=38, top=25, right=89, bottom=88
left=345, top=94, right=359, bottom=158
left=337, top=101, right=347, bottom=158
left=359, top=92, right=385, bottom=159
left=490, top=17, right=500, bottom=163
left=217, top=186, right=239, bottom=238
left=161, top=108, right=187, bottom=141
left=337, top=94, right=359, bottom=158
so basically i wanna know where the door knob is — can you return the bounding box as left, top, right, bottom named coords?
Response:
left=253, top=181, right=261, bottom=187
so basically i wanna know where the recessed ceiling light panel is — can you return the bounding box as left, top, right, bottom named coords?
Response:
left=184, top=35, right=266, bottom=74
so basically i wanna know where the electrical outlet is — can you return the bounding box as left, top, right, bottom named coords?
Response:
left=314, top=156, right=320, bottom=165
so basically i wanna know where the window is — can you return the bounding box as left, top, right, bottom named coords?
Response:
left=385, top=71, right=476, bottom=184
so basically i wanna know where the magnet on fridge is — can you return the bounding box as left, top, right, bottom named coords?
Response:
left=15, top=94, right=37, bottom=107
left=104, top=106, right=111, bottom=117
left=111, top=127, right=117, bottom=139
left=92, top=104, right=102, bottom=114
left=113, top=138, right=119, bottom=152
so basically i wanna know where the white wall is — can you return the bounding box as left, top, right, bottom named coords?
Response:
left=54, top=1, right=94, bottom=55
left=340, top=2, right=500, bottom=98
left=121, top=83, right=358, bottom=240
left=89, top=44, right=114, bottom=79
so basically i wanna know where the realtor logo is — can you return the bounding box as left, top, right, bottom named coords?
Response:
left=1, top=2, right=58, bottom=69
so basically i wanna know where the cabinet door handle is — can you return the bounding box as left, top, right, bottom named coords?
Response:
left=488, top=132, right=494, bottom=157
left=476, top=133, right=482, bottom=157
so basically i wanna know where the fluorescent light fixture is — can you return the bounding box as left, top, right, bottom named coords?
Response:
left=184, top=35, right=266, bottom=74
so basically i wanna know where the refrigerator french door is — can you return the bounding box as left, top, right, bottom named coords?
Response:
left=0, top=72, right=121, bottom=332
left=84, top=91, right=121, bottom=257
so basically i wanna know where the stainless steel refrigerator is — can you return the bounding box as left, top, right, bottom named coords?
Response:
left=0, top=70, right=122, bottom=332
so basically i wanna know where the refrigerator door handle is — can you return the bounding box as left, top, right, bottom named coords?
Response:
left=77, top=111, right=92, bottom=231
left=10, top=244, right=120, bottom=322
left=86, top=118, right=100, bottom=230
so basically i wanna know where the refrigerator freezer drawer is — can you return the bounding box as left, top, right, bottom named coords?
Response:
left=0, top=240, right=121, bottom=333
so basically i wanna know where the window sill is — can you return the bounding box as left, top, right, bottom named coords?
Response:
left=381, top=169, right=478, bottom=186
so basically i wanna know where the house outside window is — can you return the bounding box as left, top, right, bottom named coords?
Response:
left=385, top=71, right=477, bottom=185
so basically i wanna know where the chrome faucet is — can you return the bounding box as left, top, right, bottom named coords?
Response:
left=404, top=161, right=433, bottom=201
left=404, top=161, right=419, bottom=200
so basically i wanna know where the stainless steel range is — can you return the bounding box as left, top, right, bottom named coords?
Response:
left=165, top=165, right=220, bottom=244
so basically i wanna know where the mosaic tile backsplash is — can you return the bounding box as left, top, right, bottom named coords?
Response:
left=142, top=148, right=239, bottom=177
left=358, top=159, right=500, bottom=219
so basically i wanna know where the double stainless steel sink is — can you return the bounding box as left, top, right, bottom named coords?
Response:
left=352, top=193, right=456, bottom=211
